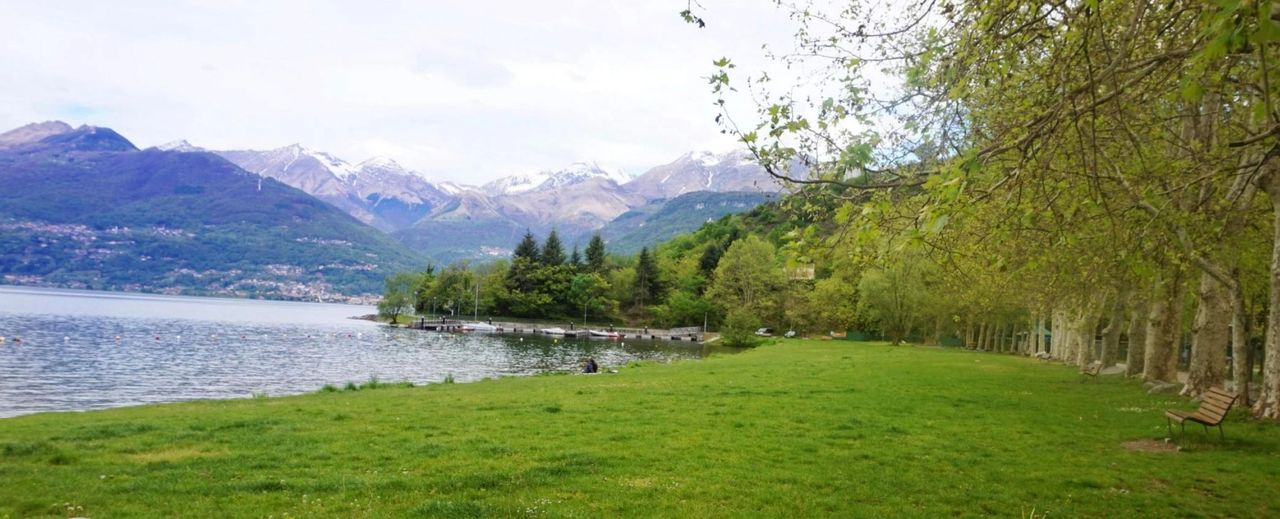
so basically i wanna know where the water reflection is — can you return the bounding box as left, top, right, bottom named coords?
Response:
left=0, top=287, right=715, bottom=418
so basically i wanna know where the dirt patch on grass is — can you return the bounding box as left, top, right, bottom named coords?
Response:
left=128, top=446, right=226, bottom=463
left=1121, top=439, right=1180, bottom=453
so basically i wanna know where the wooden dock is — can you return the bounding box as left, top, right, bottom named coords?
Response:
left=405, top=318, right=703, bottom=342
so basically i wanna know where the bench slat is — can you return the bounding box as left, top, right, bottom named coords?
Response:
left=1197, top=410, right=1228, bottom=424
left=1203, top=392, right=1233, bottom=404
left=1198, top=400, right=1230, bottom=415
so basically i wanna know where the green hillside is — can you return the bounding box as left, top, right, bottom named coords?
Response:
left=594, top=191, right=773, bottom=254
left=0, top=126, right=425, bottom=299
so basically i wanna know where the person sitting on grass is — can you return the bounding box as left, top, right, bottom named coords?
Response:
left=582, top=357, right=599, bottom=374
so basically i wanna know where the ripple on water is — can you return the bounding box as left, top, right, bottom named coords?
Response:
left=0, top=287, right=709, bottom=418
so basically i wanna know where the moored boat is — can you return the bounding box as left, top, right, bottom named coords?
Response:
left=461, top=322, right=497, bottom=332
left=541, top=327, right=568, bottom=335
left=589, top=329, right=621, bottom=338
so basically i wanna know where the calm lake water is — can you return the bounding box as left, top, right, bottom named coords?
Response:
left=0, top=286, right=714, bottom=418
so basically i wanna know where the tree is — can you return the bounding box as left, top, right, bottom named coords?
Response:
left=720, top=308, right=762, bottom=348
left=513, top=230, right=539, bottom=261
left=856, top=250, right=934, bottom=345
left=569, top=246, right=582, bottom=271
left=541, top=230, right=566, bottom=266
left=707, top=235, right=786, bottom=325
left=411, top=264, right=437, bottom=315
left=698, top=242, right=724, bottom=279
left=569, top=272, right=610, bottom=324
left=633, top=247, right=662, bottom=308
left=427, top=264, right=474, bottom=317
left=378, top=272, right=419, bottom=324
left=585, top=233, right=607, bottom=273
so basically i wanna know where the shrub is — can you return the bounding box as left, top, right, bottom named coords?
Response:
left=721, top=308, right=763, bottom=348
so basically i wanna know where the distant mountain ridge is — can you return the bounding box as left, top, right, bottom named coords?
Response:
left=0, top=121, right=425, bottom=300
left=5, top=120, right=792, bottom=263
left=205, top=142, right=787, bottom=261
left=588, top=191, right=775, bottom=255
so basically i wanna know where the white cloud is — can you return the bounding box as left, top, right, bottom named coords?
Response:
left=0, top=0, right=796, bottom=183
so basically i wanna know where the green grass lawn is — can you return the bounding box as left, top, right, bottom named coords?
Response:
left=2, top=341, right=1277, bottom=518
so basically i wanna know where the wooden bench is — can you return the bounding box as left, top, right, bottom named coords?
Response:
left=1079, top=361, right=1102, bottom=380
left=1165, top=387, right=1238, bottom=440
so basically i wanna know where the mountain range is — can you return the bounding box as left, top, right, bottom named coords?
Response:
left=0, top=120, right=787, bottom=297
left=0, top=122, right=425, bottom=300
left=201, top=138, right=786, bottom=261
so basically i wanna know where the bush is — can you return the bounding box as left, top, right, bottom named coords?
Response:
left=721, top=308, right=763, bottom=348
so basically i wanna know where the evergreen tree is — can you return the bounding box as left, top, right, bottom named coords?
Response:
left=585, top=233, right=607, bottom=273
left=513, top=230, right=539, bottom=260
left=698, top=243, right=724, bottom=277
left=569, top=246, right=582, bottom=271
left=633, top=247, right=662, bottom=308
left=541, top=230, right=566, bottom=266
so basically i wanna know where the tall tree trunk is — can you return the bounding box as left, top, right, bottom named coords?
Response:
left=1144, top=267, right=1184, bottom=383
left=1051, top=309, right=1066, bottom=360
left=1125, top=295, right=1148, bottom=377
left=977, top=322, right=988, bottom=352
left=1077, top=309, right=1098, bottom=368
left=1184, top=271, right=1230, bottom=397
left=1058, top=310, right=1076, bottom=361
left=1230, top=282, right=1250, bottom=405
left=1034, top=314, right=1045, bottom=354
left=1024, top=319, right=1034, bottom=356
left=996, top=323, right=1006, bottom=353
left=1254, top=179, right=1280, bottom=418
left=1100, top=297, right=1124, bottom=367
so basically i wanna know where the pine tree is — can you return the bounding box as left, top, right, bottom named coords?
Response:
left=585, top=233, right=607, bottom=273
left=541, top=230, right=566, bottom=266
left=513, top=230, right=539, bottom=260
left=634, top=247, right=662, bottom=308
left=699, top=243, right=724, bottom=277
left=569, top=246, right=582, bottom=271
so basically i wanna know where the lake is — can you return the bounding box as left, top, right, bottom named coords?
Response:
left=0, top=286, right=716, bottom=418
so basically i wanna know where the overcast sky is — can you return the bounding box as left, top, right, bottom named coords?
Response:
left=0, top=1, right=796, bottom=183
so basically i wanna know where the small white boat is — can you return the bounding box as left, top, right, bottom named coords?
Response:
left=541, top=327, right=568, bottom=335
left=589, top=330, right=621, bottom=338
left=462, top=322, right=497, bottom=332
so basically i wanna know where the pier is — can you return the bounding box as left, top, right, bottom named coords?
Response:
left=406, top=318, right=703, bottom=342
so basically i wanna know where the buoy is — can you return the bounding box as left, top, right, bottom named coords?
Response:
left=64, top=336, right=70, bottom=341
left=13, top=337, right=21, bottom=344
left=154, top=336, right=161, bottom=341
left=115, top=336, right=121, bottom=341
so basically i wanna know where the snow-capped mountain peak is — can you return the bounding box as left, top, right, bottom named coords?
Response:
left=437, top=181, right=477, bottom=195
left=357, top=156, right=403, bottom=171
left=156, top=139, right=204, bottom=152
left=289, top=145, right=360, bottom=180
left=484, top=161, right=630, bottom=195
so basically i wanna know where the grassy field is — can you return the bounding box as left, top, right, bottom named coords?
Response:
left=1, top=341, right=1277, bottom=518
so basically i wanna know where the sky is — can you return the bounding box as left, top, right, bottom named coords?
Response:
left=0, top=1, right=798, bottom=183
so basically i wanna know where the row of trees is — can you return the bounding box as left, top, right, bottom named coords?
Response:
left=689, top=0, right=1280, bottom=418
left=380, top=225, right=802, bottom=340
